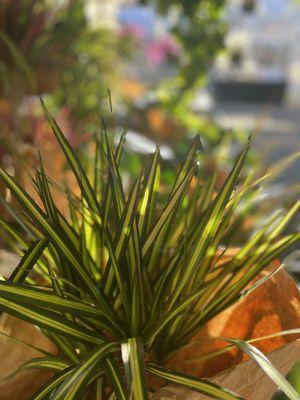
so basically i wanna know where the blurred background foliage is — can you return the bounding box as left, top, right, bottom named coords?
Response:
left=0, top=0, right=247, bottom=208
left=0, top=0, right=135, bottom=128
left=138, top=0, right=228, bottom=144
left=0, top=0, right=298, bottom=255
left=0, top=1, right=298, bottom=253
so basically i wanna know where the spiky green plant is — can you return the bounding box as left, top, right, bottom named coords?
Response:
left=0, top=102, right=299, bottom=400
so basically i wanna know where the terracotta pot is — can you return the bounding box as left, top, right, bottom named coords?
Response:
left=167, top=259, right=300, bottom=378
left=0, top=315, right=57, bottom=400
left=152, top=340, right=300, bottom=399
left=0, top=256, right=299, bottom=399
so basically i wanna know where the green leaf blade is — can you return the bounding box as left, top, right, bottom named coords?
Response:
left=224, top=339, right=299, bottom=400
left=147, top=364, right=243, bottom=400
left=52, top=344, right=117, bottom=400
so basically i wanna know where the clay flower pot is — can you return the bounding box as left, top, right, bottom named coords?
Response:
left=0, top=315, right=57, bottom=400
left=0, top=257, right=299, bottom=399
left=155, top=261, right=300, bottom=399
left=152, top=341, right=300, bottom=399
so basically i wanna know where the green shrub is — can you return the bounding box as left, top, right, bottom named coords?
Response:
left=0, top=102, right=299, bottom=399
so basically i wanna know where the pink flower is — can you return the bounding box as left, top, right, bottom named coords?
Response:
left=146, top=36, right=181, bottom=65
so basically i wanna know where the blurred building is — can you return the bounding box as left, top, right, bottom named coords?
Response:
left=85, top=0, right=134, bottom=29
left=213, top=0, right=300, bottom=104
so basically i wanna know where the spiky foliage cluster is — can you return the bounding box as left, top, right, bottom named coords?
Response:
left=0, top=103, right=299, bottom=400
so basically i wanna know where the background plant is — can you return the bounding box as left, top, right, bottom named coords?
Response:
left=135, top=0, right=227, bottom=144
left=0, top=0, right=135, bottom=220
left=0, top=0, right=134, bottom=132
left=0, top=104, right=299, bottom=399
